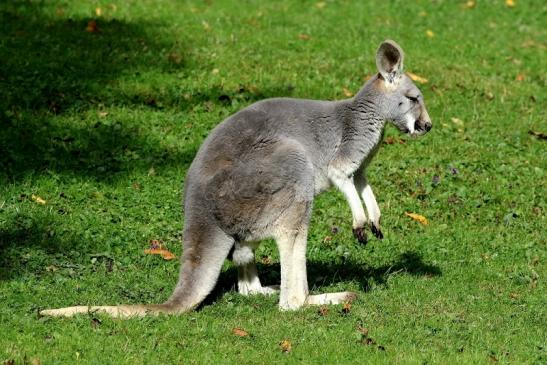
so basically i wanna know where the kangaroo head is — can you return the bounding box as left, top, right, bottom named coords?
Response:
left=373, top=40, right=432, bottom=136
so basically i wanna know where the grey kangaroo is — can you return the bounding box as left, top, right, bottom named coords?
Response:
left=41, top=40, right=432, bottom=317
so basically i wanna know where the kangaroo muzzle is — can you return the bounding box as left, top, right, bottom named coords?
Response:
left=414, top=118, right=432, bottom=133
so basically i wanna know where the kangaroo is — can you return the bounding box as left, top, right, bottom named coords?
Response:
left=41, top=40, right=432, bottom=317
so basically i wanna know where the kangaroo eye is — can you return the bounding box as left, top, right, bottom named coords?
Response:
left=406, top=95, right=418, bottom=103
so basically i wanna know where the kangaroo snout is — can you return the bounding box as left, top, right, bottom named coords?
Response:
left=414, top=119, right=432, bottom=134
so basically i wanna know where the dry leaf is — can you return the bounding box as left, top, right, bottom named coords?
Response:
left=342, top=87, right=354, bottom=97
left=98, top=111, right=108, bottom=117
left=95, top=7, right=102, bottom=16
left=342, top=302, right=352, bottom=314
left=451, top=117, right=464, bottom=126
left=31, top=194, right=47, bottom=205
left=405, top=212, right=428, bottom=225
left=212, top=68, right=219, bottom=74
left=298, top=33, right=311, bottom=40
left=515, top=74, right=525, bottom=81
left=144, top=248, right=176, bottom=260
left=85, top=20, right=100, bottom=33
left=357, top=325, right=369, bottom=336
left=407, top=72, right=428, bottom=84
left=46, top=265, right=58, bottom=272
left=384, top=136, right=406, bottom=145
left=505, top=0, right=515, bottom=7
left=318, top=306, right=329, bottom=316
left=315, top=2, right=326, bottom=9
left=426, top=30, right=434, bottom=38
left=232, top=327, right=249, bottom=337
left=465, top=0, right=476, bottom=9
left=31, top=358, right=41, bottom=365
left=279, top=339, right=292, bottom=353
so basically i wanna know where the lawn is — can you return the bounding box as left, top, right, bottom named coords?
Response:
left=0, top=0, right=545, bottom=363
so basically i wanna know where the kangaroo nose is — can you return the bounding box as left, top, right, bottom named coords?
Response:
left=425, top=121, right=432, bottom=131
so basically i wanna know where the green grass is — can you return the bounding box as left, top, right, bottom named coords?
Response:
left=1, top=0, right=545, bottom=363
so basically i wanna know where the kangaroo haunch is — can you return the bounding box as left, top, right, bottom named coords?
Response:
left=41, top=40, right=432, bottom=318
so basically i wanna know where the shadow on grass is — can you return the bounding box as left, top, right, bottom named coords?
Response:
left=206, top=251, right=442, bottom=307
left=0, top=3, right=194, bottom=181
left=0, top=4, right=295, bottom=182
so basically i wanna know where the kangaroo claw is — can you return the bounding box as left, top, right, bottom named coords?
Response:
left=352, top=227, right=367, bottom=245
left=371, top=224, right=384, bottom=240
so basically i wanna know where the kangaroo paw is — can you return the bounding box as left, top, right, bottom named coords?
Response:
left=371, top=224, right=384, bottom=240
left=352, top=227, right=367, bottom=245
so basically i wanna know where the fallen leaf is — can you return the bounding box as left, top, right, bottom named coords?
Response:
left=323, top=235, right=332, bottom=243
left=515, top=74, right=525, bottom=81
left=149, top=239, right=163, bottom=249
left=509, top=292, right=519, bottom=299
left=384, top=136, right=406, bottom=145
left=451, top=117, right=464, bottom=126
left=232, top=327, right=249, bottom=337
left=31, top=194, right=47, bottom=205
left=85, top=19, right=100, bottom=33
left=148, top=167, right=156, bottom=176
left=212, top=68, right=219, bottom=74
left=46, top=265, right=58, bottom=272
left=528, top=130, right=547, bottom=140
left=342, top=302, right=351, bottom=314
left=298, top=33, right=311, bottom=40
left=315, top=2, right=326, bottom=9
left=342, top=87, right=354, bottom=97
left=426, top=30, right=434, bottom=38
left=98, top=111, right=108, bottom=117
left=505, top=0, right=515, bottom=7
left=404, top=212, right=428, bottom=225
left=144, top=248, right=176, bottom=260
left=95, top=7, right=102, bottom=16
left=357, top=325, right=369, bottom=336
left=407, top=72, right=428, bottom=84
left=31, top=359, right=41, bottom=365
left=465, top=0, right=476, bottom=9
left=279, top=339, right=292, bottom=353
left=168, top=52, right=183, bottom=64
left=318, top=306, right=329, bottom=316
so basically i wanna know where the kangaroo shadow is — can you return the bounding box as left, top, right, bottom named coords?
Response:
left=206, top=251, right=442, bottom=306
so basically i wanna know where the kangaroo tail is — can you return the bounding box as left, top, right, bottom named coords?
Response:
left=40, top=225, right=234, bottom=318
left=39, top=304, right=178, bottom=318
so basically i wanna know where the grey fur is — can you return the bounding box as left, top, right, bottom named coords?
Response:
left=40, top=40, right=432, bottom=318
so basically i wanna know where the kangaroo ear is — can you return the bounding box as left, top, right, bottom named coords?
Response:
left=376, top=40, right=404, bottom=83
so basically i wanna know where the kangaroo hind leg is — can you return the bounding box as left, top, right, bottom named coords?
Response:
left=233, top=241, right=278, bottom=296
